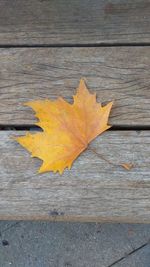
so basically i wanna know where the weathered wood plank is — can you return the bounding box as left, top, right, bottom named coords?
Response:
left=0, top=0, right=150, bottom=45
left=0, top=131, right=150, bottom=222
left=0, top=47, right=150, bottom=126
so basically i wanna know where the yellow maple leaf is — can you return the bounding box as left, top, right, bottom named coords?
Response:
left=16, top=79, right=113, bottom=174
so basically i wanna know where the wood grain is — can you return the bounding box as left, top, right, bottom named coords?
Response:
left=0, top=130, right=150, bottom=222
left=0, top=47, right=150, bottom=126
left=0, top=0, right=150, bottom=45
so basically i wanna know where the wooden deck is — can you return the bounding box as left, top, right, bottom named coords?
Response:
left=0, top=0, right=150, bottom=222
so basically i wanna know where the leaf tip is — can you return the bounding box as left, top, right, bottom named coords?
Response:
left=79, top=77, right=88, bottom=91
left=80, top=77, right=86, bottom=83
left=23, top=101, right=30, bottom=107
left=107, top=100, right=114, bottom=109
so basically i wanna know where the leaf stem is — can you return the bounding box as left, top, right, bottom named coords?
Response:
left=88, top=146, right=116, bottom=166
left=88, top=146, right=134, bottom=170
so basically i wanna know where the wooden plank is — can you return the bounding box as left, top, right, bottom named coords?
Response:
left=0, top=47, right=150, bottom=126
left=0, top=0, right=150, bottom=45
left=0, top=130, right=150, bottom=222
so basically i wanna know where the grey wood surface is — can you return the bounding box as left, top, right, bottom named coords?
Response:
left=0, top=0, right=150, bottom=45
left=0, top=47, right=150, bottom=126
left=0, top=130, right=149, bottom=222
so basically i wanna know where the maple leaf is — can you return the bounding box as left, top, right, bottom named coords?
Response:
left=16, top=79, right=113, bottom=174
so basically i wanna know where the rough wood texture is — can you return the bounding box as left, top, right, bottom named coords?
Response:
left=0, top=131, right=149, bottom=222
left=0, top=0, right=150, bottom=45
left=0, top=47, right=150, bottom=126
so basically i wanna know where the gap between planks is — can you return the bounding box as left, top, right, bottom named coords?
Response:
left=1, top=43, right=150, bottom=48
left=0, top=125, right=150, bottom=131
